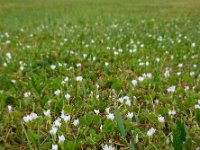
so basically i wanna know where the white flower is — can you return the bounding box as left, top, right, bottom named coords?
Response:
left=24, top=92, right=31, bottom=98
left=135, top=134, right=139, bottom=143
left=105, top=62, right=109, bottom=66
left=54, top=89, right=61, bottom=96
left=73, top=119, right=79, bottom=126
left=50, top=65, right=56, bottom=70
left=102, top=144, right=115, bottom=150
left=61, top=113, right=71, bottom=122
left=126, top=112, right=133, bottom=119
left=43, top=109, right=51, bottom=117
left=23, top=112, right=38, bottom=122
left=138, top=76, right=144, bottom=82
left=94, top=109, right=100, bottom=115
left=164, top=70, right=170, bottom=78
left=58, top=134, right=65, bottom=143
left=167, top=86, right=176, bottom=93
left=30, top=113, right=38, bottom=119
left=195, top=104, right=200, bottom=109
left=198, top=100, right=200, bottom=104
left=156, top=57, right=160, bottom=62
left=76, top=76, right=83, bottom=81
left=11, top=80, right=16, bottom=84
left=177, top=72, right=181, bottom=76
left=190, top=72, right=195, bottom=76
left=51, top=144, right=58, bottom=150
left=131, top=80, right=137, bottom=86
left=65, top=93, right=71, bottom=100
left=168, top=109, right=176, bottom=115
left=53, top=118, right=61, bottom=127
left=178, top=64, right=183, bottom=68
left=64, top=77, right=69, bottom=82
left=146, top=73, right=152, bottom=78
left=158, top=115, right=165, bottom=123
left=50, top=126, right=58, bottom=135
left=147, top=128, right=156, bottom=137
left=7, top=105, right=12, bottom=112
left=106, top=113, right=115, bottom=120
left=6, top=52, right=12, bottom=61
left=125, top=99, right=131, bottom=106
left=76, top=63, right=81, bottom=67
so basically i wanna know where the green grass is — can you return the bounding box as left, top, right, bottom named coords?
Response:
left=0, top=0, right=200, bottom=149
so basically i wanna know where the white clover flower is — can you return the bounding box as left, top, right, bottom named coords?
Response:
left=64, top=77, right=69, bottom=82
left=158, top=115, right=165, bottom=123
left=106, top=113, right=115, bottom=120
left=147, top=127, right=156, bottom=137
left=76, top=63, right=81, bottom=67
left=156, top=57, right=160, bottom=62
left=178, top=63, right=183, bottom=68
left=6, top=52, right=12, bottom=61
left=118, top=97, right=124, bottom=103
left=168, top=109, right=176, bottom=115
left=50, top=126, right=58, bottom=135
left=65, top=93, right=71, bottom=100
left=177, top=72, right=181, bottom=76
left=184, top=86, right=189, bottom=91
left=138, top=76, right=144, bottom=82
left=105, top=62, right=109, bottom=66
left=11, top=80, right=16, bottom=84
left=51, top=144, right=58, bottom=150
left=54, top=89, right=61, bottom=96
left=23, top=112, right=38, bottom=122
left=76, top=76, right=83, bottom=81
left=7, top=105, right=12, bottom=112
left=50, top=65, right=56, bottom=70
left=131, top=80, right=137, bottom=86
left=94, top=109, right=100, bottom=115
left=20, top=66, right=24, bottom=71
left=24, top=92, right=31, bottom=98
left=167, top=86, right=176, bottom=93
left=58, top=134, right=65, bottom=143
left=53, top=118, right=61, bottom=127
left=190, top=71, right=195, bottom=76
left=105, top=107, right=110, bottom=113
left=43, top=109, right=51, bottom=117
left=102, top=144, right=115, bottom=150
left=191, top=42, right=196, bottom=47
left=164, top=70, right=170, bottom=78
left=195, top=104, right=200, bottom=109
left=73, top=119, right=79, bottom=126
left=126, top=112, right=133, bottom=119
left=146, top=73, right=152, bottom=78
left=125, top=99, right=131, bottom=106
left=61, top=113, right=71, bottom=122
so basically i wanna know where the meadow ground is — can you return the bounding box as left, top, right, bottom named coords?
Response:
left=0, top=0, right=200, bottom=149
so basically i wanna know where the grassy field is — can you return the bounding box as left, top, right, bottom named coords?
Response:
left=0, top=0, right=200, bottom=149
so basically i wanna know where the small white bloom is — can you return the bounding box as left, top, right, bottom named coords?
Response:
left=147, top=128, right=156, bottom=137
left=51, top=65, right=56, bottom=70
left=51, top=144, right=58, bottom=150
left=146, top=73, right=152, bottom=78
left=54, top=89, right=61, bottom=96
left=126, top=112, right=133, bottom=119
left=168, top=109, right=176, bottom=115
left=125, top=99, right=131, bottom=106
left=178, top=63, right=183, bottom=68
left=43, top=109, right=51, bottom=117
left=58, top=134, right=65, bottom=143
left=76, top=63, right=81, bottom=67
left=61, top=114, right=71, bottom=122
left=195, top=104, right=200, bottom=109
left=94, top=109, right=100, bottom=115
left=76, top=76, right=83, bottom=81
left=73, top=119, right=79, bottom=126
left=54, top=118, right=61, bottom=127
left=102, top=144, right=115, bottom=150
left=167, top=86, right=176, bottom=93
left=7, top=105, right=12, bottom=112
left=50, top=126, right=58, bottom=135
left=131, top=80, right=137, bottom=86
left=11, top=80, right=16, bottom=84
left=106, top=113, right=115, bottom=120
left=138, top=76, right=144, bottom=82
left=24, top=92, right=31, bottom=98
left=65, top=93, right=71, bottom=100
left=105, top=62, right=109, bottom=66
left=158, top=115, right=165, bottom=123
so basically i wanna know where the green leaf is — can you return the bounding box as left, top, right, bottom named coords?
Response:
left=115, top=108, right=126, bottom=137
left=172, top=119, right=187, bottom=150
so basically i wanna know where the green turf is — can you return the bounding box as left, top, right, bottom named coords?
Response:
left=0, top=0, right=200, bottom=149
